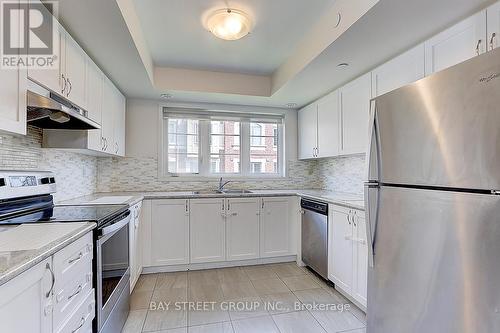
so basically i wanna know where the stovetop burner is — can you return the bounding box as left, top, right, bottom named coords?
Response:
left=0, top=204, right=129, bottom=226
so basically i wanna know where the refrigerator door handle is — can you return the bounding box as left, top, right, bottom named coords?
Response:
left=366, top=99, right=379, bottom=182
left=364, top=183, right=379, bottom=268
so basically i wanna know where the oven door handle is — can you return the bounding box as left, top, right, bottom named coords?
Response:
left=100, top=213, right=131, bottom=237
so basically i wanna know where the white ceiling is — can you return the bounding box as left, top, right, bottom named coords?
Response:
left=133, top=0, right=332, bottom=75
left=55, top=0, right=496, bottom=109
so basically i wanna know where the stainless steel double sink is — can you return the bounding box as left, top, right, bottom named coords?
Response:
left=192, top=189, right=253, bottom=195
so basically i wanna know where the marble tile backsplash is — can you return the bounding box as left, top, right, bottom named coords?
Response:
left=1, top=127, right=365, bottom=199
left=317, top=154, right=366, bottom=195
left=0, top=127, right=98, bottom=202
left=96, top=157, right=321, bottom=192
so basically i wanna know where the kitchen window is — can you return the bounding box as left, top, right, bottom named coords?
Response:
left=161, top=108, right=284, bottom=178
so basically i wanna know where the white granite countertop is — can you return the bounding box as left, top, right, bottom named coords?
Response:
left=0, top=222, right=96, bottom=286
left=60, top=189, right=365, bottom=210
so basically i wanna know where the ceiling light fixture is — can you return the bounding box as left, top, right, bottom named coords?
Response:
left=205, top=8, right=253, bottom=41
left=160, top=93, right=173, bottom=99
left=337, top=63, right=349, bottom=69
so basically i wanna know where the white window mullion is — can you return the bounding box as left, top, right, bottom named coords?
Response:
left=241, top=122, right=251, bottom=177
left=278, top=123, right=285, bottom=176
left=199, top=120, right=210, bottom=176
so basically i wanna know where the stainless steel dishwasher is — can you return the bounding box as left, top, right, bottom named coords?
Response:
left=301, top=198, right=328, bottom=279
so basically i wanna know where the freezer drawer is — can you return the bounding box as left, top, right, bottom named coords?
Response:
left=368, top=186, right=500, bottom=333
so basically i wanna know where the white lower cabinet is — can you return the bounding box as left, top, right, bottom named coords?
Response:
left=190, top=199, right=226, bottom=263
left=352, top=212, right=368, bottom=306
left=130, top=201, right=144, bottom=291
left=226, top=198, right=260, bottom=261
left=151, top=199, right=190, bottom=266
left=0, top=232, right=94, bottom=333
left=144, top=196, right=295, bottom=269
left=0, top=258, right=53, bottom=333
left=328, top=205, right=367, bottom=308
left=260, top=197, right=292, bottom=257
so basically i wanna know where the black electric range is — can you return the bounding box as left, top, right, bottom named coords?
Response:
left=0, top=195, right=129, bottom=227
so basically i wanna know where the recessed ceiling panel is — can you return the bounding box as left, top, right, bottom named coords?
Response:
left=133, top=0, right=333, bottom=75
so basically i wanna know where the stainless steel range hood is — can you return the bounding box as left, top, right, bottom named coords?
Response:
left=27, top=80, right=100, bottom=130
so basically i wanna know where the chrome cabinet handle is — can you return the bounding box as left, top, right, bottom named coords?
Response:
left=68, top=285, right=83, bottom=301
left=67, top=78, right=72, bottom=96
left=101, top=137, right=105, bottom=150
left=115, top=142, right=118, bottom=154
left=69, top=252, right=83, bottom=264
left=61, top=74, right=67, bottom=95
left=490, top=33, right=497, bottom=51
left=45, top=262, right=55, bottom=298
left=476, top=39, right=482, bottom=55
left=72, top=317, right=85, bottom=333
left=230, top=212, right=238, bottom=216
left=346, top=212, right=351, bottom=225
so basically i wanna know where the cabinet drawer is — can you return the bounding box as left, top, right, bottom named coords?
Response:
left=56, top=289, right=95, bottom=333
left=53, top=263, right=93, bottom=331
left=54, top=232, right=93, bottom=288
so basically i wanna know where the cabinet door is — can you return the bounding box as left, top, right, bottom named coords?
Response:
left=0, top=258, right=53, bottom=333
left=260, top=197, right=291, bottom=257
left=226, top=198, right=260, bottom=261
left=63, top=32, right=87, bottom=109
left=328, top=206, right=353, bottom=293
left=372, top=44, right=425, bottom=97
left=151, top=199, right=189, bottom=266
left=113, top=87, right=126, bottom=156
left=317, top=90, right=340, bottom=158
left=339, top=72, right=371, bottom=155
left=488, top=1, right=500, bottom=51
left=129, top=209, right=137, bottom=291
left=352, top=211, right=368, bottom=307
left=101, top=77, right=115, bottom=154
left=0, top=1, right=27, bottom=135
left=298, top=103, right=318, bottom=159
left=86, top=58, right=103, bottom=151
left=190, top=199, right=226, bottom=263
left=425, top=11, right=487, bottom=75
left=27, top=1, right=62, bottom=95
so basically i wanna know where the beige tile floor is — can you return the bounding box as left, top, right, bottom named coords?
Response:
left=122, top=262, right=366, bottom=333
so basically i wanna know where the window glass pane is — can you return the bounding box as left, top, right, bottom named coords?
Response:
left=210, top=155, right=240, bottom=173
left=249, top=123, right=279, bottom=174
left=167, top=118, right=199, bottom=173
left=168, top=154, right=199, bottom=174
left=210, top=121, right=241, bottom=174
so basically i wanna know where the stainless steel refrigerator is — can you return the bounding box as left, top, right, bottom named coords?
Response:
left=365, top=47, right=500, bottom=333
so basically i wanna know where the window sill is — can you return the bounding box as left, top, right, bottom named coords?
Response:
left=157, top=175, right=289, bottom=182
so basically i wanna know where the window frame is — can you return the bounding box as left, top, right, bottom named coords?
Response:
left=158, top=110, right=285, bottom=180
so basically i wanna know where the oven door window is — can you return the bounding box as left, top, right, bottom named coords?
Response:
left=100, top=224, right=129, bottom=306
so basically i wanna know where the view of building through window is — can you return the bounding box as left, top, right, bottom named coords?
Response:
left=164, top=114, right=282, bottom=176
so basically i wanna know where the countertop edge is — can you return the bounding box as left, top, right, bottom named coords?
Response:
left=0, top=222, right=96, bottom=287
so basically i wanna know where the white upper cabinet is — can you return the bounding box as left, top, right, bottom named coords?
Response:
left=425, top=11, right=487, bottom=76
left=317, top=90, right=340, bottom=158
left=190, top=199, right=226, bottom=263
left=27, top=1, right=62, bottom=95
left=487, top=1, right=500, bottom=51
left=0, top=1, right=27, bottom=135
left=372, top=44, right=425, bottom=97
left=113, top=87, right=126, bottom=157
left=298, top=102, right=318, bottom=159
left=339, top=72, right=372, bottom=155
left=0, top=258, right=53, bottom=333
left=226, top=198, right=260, bottom=261
left=260, top=197, right=292, bottom=258
left=151, top=199, right=190, bottom=266
left=62, top=32, right=87, bottom=109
